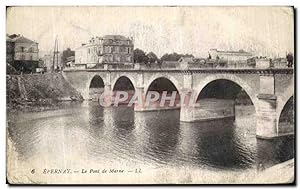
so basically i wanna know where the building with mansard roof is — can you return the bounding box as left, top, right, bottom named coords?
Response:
left=75, top=35, right=134, bottom=68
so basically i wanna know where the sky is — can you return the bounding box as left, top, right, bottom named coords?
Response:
left=6, top=6, right=294, bottom=58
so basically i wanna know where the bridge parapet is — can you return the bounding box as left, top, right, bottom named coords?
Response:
left=64, top=57, right=292, bottom=71
left=63, top=67, right=293, bottom=75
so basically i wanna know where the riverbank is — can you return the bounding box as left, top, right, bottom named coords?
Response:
left=6, top=73, right=83, bottom=112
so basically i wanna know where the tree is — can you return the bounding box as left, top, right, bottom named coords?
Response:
left=160, top=52, right=194, bottom=62
left=160, top=53, right=178, bottom=62
left=146, top=52, right=159, bottom=64
left=62, top=48, right=75, bottom=64
left=133, top=48, right=148, bottom=63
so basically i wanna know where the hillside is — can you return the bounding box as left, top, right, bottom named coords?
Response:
left=7, top=73, right=83, bottom=112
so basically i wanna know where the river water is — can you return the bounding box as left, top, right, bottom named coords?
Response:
left=7, top=101, right=294, bottom=183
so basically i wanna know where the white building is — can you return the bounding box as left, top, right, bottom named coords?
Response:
left=209, top=49, right=253, bottom=62
left=75, top=35, right=134, bottom=68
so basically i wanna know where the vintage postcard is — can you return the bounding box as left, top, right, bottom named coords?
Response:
left=6, top=6, right=295, bottom=184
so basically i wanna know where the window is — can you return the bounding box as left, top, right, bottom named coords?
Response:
left=104, top=46, right=110, bottom=53
left=120, top=55, right=125, bottom=62
left=114, top=55, right=120, bottom=62
left=103, top=56, right=107, bottom=62
left=21, top=47, right=25, bottom=52
left=98, top=47, right=103, bottom=55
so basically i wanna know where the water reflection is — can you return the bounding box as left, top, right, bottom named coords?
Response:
left=179, top=118, right=255, bottom=170
left=7, top=102, right=294, bottom=172
left=256, top=136, right=295, bottom=170
left=134, top=110, right=181, bottom=166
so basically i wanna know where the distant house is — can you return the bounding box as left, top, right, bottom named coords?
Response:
left=178, top=56, right=194, bottom=64
left=161, top=61, right=180, bottom=68
left=193, top=58, right=207, bottom=64
left=62, top=48, right=75, bottom=68
left=178, top=56, right=211, bottom=69
left=178, top=56, right=194, bottom=69
left=66, top=56, right=75, bottom=67
left=42, top=52, right=63, bottom=72
left=209, top=49, right=252, bottom=62
left=7, top=34, right=39, bottom=73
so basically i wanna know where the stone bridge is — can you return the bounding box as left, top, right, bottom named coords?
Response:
left=62, top=67, right=294, bottom=139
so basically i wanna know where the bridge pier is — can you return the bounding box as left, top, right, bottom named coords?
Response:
left=180, top=106, right=195, bottom=122
left=180, top=99, right=236, bottom=122
left=256, top=73, right=279, bottom=139
left=104, top=84, right=111, bottom=93
left=133, top=88, right=181, bottom=112
left=133, top=87, right=146, bottom=111
left=256, top=94, right=278, bottom=139
left=101, top=84, right=113, bottom=106
left=76, top=87, right=89, bottom=100
left=180, top=89, right=194, bottom=122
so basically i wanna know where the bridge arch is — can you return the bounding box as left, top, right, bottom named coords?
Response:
left=88, top=74, right=107, bottom=89
left=89, top=75, right=104, bottom=88
left=145, top=77, right=179, bottom=94
left=193, top=74, right=259, bottom=112
left=276, top=81, right=294, bottom=134
left=144, top=75, right=182, bottom=95
left=112, top=76, right=135, bottom=91
left=88, top=75, right=105, bottom=100
left=111, top=75, right=136, bottom=91
left=277, top=95, right=294, bottom=134
left=276, top=82, right=294, bottom=125
left=144, top=76, right=181, bottom=108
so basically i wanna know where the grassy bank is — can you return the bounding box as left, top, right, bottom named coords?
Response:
left=6, top=73, right=83, bottom=112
